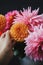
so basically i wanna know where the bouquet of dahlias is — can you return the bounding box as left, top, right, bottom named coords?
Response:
left=0, top=7, right=43, bottom=62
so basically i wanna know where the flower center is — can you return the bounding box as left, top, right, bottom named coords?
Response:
left=17, top=27, right=21, bottom=32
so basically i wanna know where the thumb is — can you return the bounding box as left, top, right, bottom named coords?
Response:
left=5, top=30, right=11, bottom=41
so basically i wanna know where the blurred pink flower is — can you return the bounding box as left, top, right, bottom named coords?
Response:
left=14, top=7, right=43, bottom=31
left=5, top=10, right=19, bottom=31
left=24, top=24, right=43, bottom=61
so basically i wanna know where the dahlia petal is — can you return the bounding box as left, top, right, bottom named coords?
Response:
left=14, top=7, right=43, bottom=32
left=25, top=24, right=43, bottom=61
left=5, top=10, right=19, bottom=31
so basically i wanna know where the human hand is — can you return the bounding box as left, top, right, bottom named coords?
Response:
left=0, top=31, right=14, bottom=65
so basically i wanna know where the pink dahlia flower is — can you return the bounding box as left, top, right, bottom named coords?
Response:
left=5, top=10, right=19, bottom=31
left=24, top=24, right=43, bottom=61
left=14, top=7, right=43, bottom=31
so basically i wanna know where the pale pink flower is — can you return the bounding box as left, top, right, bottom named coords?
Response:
left=24, top=24, right=43, bottom=61
left=14, top=7, right=43, bottom=31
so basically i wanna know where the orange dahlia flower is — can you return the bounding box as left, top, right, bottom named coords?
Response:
left=10, top=22, right=29, bottom=42
left=0, top=14, right=6, bottom=31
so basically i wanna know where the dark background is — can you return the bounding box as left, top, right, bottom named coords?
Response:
left=0, top=0, right=43, bottom=15
left=0, top=0, right=43, bottom=65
